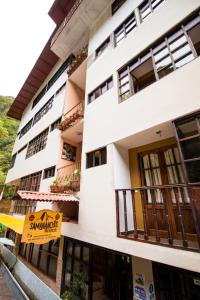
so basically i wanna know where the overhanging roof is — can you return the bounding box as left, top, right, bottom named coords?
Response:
left=17, top=190, right=79, bottom=202
left=7, top=34, right=59, bottom=120
left=48, top=0, right=77, bottom=26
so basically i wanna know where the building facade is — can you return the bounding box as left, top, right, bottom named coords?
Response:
left=4, top=0, right=200, bottom=299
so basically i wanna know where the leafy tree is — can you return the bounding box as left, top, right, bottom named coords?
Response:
left=0, top=96, right=19, bottom=184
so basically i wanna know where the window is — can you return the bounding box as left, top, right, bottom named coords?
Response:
left=96, top=37, right=110, bottom=58
left=118, top=12, right=200, bottom=101
left=19, top=119, right=33, bottom=139
left=10, top=153, right=17, bottom=168
left=19, top=171, right=42, bottom=191
left=18, top=144, right=27, bottom=154
left=43, top=166, right=56, bottom=179
left=32, top=54, right=74, bottom=109
left=88, top=77, right=113, bottom=104
left=62, top=239, right=90, bottom=296
left=50, top=117, right=62, bottom=131
left=26, top=128, right=49, bottom=159
left=112, top=0, right=127, bottom=15
left=174, top=111, right=200, bottom=183
left=55, top=82, right=66, bottom=96
left=139, top=0, right=166, bottom=21
left=32, top=96, right=54, bottom=126
left=19, top=240, right=59, bottom=279
left=114, top=13, right=136, bottom=45
left=86, top=147, right=107, bottom=168
left=13, top=199, right=37, bottom=214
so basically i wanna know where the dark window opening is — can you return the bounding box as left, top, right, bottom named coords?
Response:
left=173, top=111, right=200, bottom=183
left=32, top=96, right=54, bottom=126
left=19, top=119, right=33, bottom=139
left=43, top=166, right=56, bottom=179
left=10, top=153, right=17, bottom=168
left=19, top=171, right=42, bottom=191
left=114, top=13, right=136, bottom=45
left=131, top=57, right=156, bottom=93
left=86, top=147, right=107, bottom=168
left=32, top=54, right=74, bottom=109
left=50, top=117, right=62, bottom=131
left=96, top=37, right=110, bottom=58
left=88, top=77, right=113, bottom=104
left=112, top=0, right=127, bottom=15
left=19, top=240, right=59, bottom=279
left=118, top=12, right=200, bottom=101
left=139, top=0, right=166, bottom=21
left=26, top=128, right=49, bottom=159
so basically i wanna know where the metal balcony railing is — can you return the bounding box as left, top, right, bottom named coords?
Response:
left=59, top=102, right=84, bottom=131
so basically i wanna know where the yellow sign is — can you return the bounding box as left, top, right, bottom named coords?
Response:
left=21, top=210, right=62, bottom=244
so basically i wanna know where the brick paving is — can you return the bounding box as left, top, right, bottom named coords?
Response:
left=0, top=273, right=16, bottom=300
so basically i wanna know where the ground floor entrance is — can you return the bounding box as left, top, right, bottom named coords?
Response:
left=153, top=262, right=200, bottom=300
left=61, top=237, right=133, bottom=300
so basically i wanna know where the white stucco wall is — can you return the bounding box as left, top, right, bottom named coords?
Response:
left=60, top=0, right=200, bottom=272
left=6, top=60, right=68, bottom=184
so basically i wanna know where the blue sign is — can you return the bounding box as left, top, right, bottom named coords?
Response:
left=135, top=286, right=146, bottom=300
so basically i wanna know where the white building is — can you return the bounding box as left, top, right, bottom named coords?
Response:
left=3, top=0, right=200, bottom=299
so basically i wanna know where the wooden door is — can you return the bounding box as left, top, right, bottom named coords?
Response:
left=139, top=145, right=196, bottom=239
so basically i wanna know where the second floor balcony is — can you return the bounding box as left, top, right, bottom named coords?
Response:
left=116, top=184, right=200, bottom=252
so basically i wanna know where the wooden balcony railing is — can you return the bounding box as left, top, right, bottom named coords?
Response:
left=115, top=184, right=200, bottom=252
left=59, top=102, right=84, bottom=131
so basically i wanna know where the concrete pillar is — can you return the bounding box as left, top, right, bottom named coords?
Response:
left=132, top=256, right=155, bottom=300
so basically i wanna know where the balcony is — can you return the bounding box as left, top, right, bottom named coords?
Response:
left=51, top=161, right=81, bottom=193
left=116, top=184, right=200, bottom=252
left=59, top=102, right=84, bottom=143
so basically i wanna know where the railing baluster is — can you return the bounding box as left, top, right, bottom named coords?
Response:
left=115, top=191, right=120, bottom=236
left=162, top=188, right=173, bottom=245
left=131, top=190, right=138, bottom=239
left=173, top=187, right=188, bottom=248
left=123, top=190, right=128, bottom=236
left=140, top=190, right=149, bottom=240
left=150, top=188, right=160, bottom=242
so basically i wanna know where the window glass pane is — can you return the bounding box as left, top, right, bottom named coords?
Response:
left=181, top=137, right=200, bottom=160
left=158, top=64, right=174, bottom=79
left=66, top=257, right=72, bottom=272
left=65, top=273, right=71, bottom=288
left=172, top=44, right=191, bottom=61
left=83, top=247, right=89, bottom=263
left=94, top=151, right=101, bottom=166
left=48, top=256, right=57, bottom=278
left=31, top=244, right=40, bottom=266
left=186, top=160, right=200, bottom=183
left=101, top=84, right=107, bottom=94
left=152, top=0, right=163, bottom=9
left=156, top=55, right=172, bottom=70
left=176, top=119, right=198, bottom=138
left=39, top=252, right=47, bottom=273
left=101, top=148, right=107, bottom=165
left=154, top=46, right=169, bottom=62
left=175, top=53, right=194, bottom=68
left=87, top=152, right=94, bottom=168
left=74, top=245, right=80, bottom=259
left=116, top=31, right=125, bottom=44
left=120, top=83, right=129, bottom=94
left=169, top=35, right=187, bottom=51
left=107, top=78, right=113, bottom=89
left=121, top=91, right=130, bottom=102
left=120, top=75, right=129, bottom=86
left=67, top=242, right=73, bottom=255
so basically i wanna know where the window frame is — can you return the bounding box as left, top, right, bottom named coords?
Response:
left=26, top=128, right=49, bottom=159
left=43, top=166, right=56, bottom=179
left=114, top=12, right=137, bottom=46
left=118, top=12, right=200, bottom=102
left=88, top=76, right=113, bottom=104
left=86, top=147, right=107, bottom=169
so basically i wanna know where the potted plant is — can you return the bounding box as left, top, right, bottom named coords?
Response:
left=50, top=180, right=65, bottom=193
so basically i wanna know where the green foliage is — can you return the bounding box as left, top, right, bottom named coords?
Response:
left=61, top=272, right=86, bottom=300
left=0, top=96, right=19, bottom=183
left=3, top=185, right=16, bottom=200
